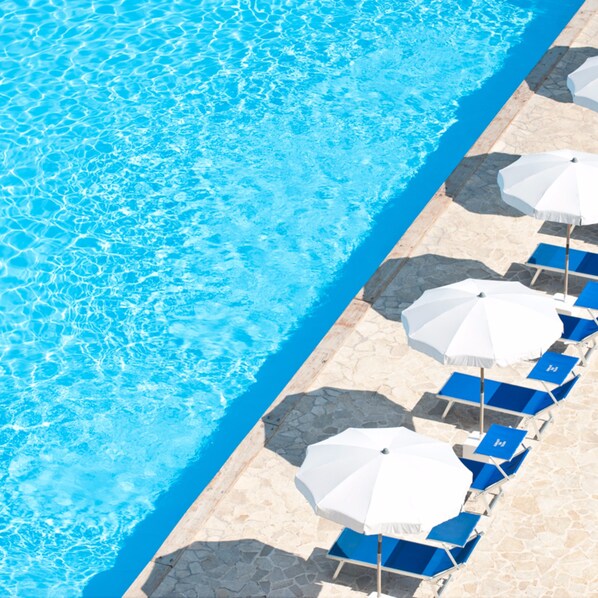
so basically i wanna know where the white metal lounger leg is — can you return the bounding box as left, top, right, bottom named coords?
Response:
left=530, top=268, right=543, bottom=286
left=480, top=491, right=491, bottom=515
left=475, top=487, right=503, bottom=515
left=486, top=487, right=503, bottom=514
left=332, top=560, right=345, bottom=580
left=528, top=416, right=541, bottom=441
left=537, top=413, right=553, bottom=437
left=584, top=341, right=597, bottom=364
left=441, top=400, right=454, bottom=419
left=575, top=344, right=588, bottom=367
left=435, top=574, right=453, bottom=597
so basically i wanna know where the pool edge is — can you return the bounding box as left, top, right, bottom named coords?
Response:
left=125, top=1, right=594, bottom=595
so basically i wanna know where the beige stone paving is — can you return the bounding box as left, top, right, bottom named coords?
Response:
left=132, top=5, right=598, bottom=597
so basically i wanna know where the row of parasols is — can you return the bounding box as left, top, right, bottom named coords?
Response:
left=291, top=56, right=598, bottom=597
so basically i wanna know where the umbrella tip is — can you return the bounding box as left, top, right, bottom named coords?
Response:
left=571, top=157, right=578, bottom=163
left=381, top=448, right=389, bottom=455
left=477, top=292, right=486, bottom=298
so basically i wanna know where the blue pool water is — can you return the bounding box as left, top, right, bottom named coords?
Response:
left=0, top=0, right=583, bottom=595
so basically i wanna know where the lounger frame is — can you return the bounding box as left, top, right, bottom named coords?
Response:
left=438, top=375, right=579, bottom=439
left=461, top=447, right=531, bottom=514
left=441, top=395, right=551, bottom=440
left=328, top=532, right=483, bottom=598
left=558, top=315, right=598, bottom=366
left=330, top=558, right=453, bottom=597
left=528, top=263, right=598, bottom=287
left=527, top=242, right=598, bottom=287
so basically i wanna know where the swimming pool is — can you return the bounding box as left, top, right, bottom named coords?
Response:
left=0, top=0, right=583, bottom=595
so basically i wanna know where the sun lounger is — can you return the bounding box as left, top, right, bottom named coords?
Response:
left=527, top=242, right=598, bottom=286
left=460, top=447, right=531, bottom=514
left=438, top=372, right=579, bottom=438
left=559, top=313, right=598, bottom=364
left=328, top=513, right=483, bottom=597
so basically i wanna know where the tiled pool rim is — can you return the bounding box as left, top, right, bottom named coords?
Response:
left=125, top=1, right=595, bottom=594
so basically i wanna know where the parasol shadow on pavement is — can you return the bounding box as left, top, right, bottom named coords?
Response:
left=139, top=539, right=327, bottom=597
left=412, top=390, right=528, bottom=434
left=538, top=220, right=598, bottom=244
left=528, top=46, right=598, bottom=104
left=366, top=254, right=503, bottom=324
left=264, top=387, right=415, bottom=468
left=504, top=258, right=590, bottom=298
left=140, top=538, right=423, bottom=598
left=443, top=151, right=522, bottom=217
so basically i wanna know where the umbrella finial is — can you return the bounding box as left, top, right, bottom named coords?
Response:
left=477, top=292, right=486, bottom=298
left=381, top=448, right=389, bottom=455
left=571, top=157, right=578, bottom=163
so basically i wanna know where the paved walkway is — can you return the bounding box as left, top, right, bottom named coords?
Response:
left=128, top=2, right=598, bottom=596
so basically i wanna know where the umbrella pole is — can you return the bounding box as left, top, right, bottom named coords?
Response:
left=377, top=533, right=382, bottom=598
left=564, top=224, right=571, bottom=297
left=480, top=367, right=485, bottom=436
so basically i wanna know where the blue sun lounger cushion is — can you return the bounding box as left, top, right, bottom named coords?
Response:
left=438, top=372, right=579, bottom=438
left=328, top=520, right=482, bottom=597
left=460, top=447, right=531, bottom=514
left=527, top=243, right=598, bottom=286
left=559, top=314, right=598, bottom=364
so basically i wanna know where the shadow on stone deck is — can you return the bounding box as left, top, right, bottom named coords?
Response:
left=413, top=390, right=532, bottom=436
left=141, top=537, right=424, bottom=598
left=141, top=540, right=327, bottom=597
left=443, top=151, right=521, bottom=217
left=527, top=46, right=598, bottom=104
left=504, top=256, right=592, bottom=297
left=364, top=254, right=503, bottom=320
left=538, top=221, right=598, bottom=244
left=264, top=387, right=415, bottom=468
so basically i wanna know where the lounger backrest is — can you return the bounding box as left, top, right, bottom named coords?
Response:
left=418, top=533, right=483, bottom=577
left=385, top=535, right=481, bottom=578
left=461, top=446, right=531, bottom=491
left=460, top=458, right=502, bottom=490
left=451, top=532, right=483, bottom=566
left=551, top=375, right=580, bottom=402
left=500, top=446, right=531, bottom=477
left=559, top=314, right=598, bottom=342
left=426, top=511, right=481, bottom=547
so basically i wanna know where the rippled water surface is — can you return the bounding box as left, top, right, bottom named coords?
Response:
left=0, top=0, right=581, bottom=594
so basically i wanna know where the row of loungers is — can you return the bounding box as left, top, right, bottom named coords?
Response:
left=325, top=367, right=581, bottom=596
left=326, top=338, right=585, bottom=594
left=327, top=443, right=533, bottom=596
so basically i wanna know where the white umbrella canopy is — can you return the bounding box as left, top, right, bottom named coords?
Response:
left=497, top=149, right=598, bottom=225
left=401, top=279, right=563, bottom=368
left=295, top=427, right=472, bottom=598
left=567, top=55, right=598, bottom=113
left=296, top=426, right=472, bottom=537
left=401, top=279, right=563, bottom=432
left=497, top=149, right=598, bottom=295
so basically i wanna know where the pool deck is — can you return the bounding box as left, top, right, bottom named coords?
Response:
left=127, top=2, right=598, bottom=596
